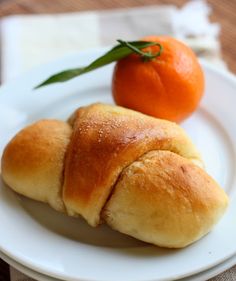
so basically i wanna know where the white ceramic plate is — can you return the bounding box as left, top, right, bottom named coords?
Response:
left=0, top=251, right=56, bottom=281
left=0, top=48, right=236, bottom=281
left=1, top=250, right=236, bottom=281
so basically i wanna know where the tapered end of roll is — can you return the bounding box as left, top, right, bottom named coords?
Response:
left=103, top=150, right=228, bottom=248
left=1, top=120, right=72, bottom=212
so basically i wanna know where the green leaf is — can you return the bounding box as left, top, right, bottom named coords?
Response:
left=35, top=40, right=162, bottom=89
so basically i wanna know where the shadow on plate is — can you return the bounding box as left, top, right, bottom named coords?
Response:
left=0, top=178, right=180, bottom=257
left=20, top=194, right=148, bottom=248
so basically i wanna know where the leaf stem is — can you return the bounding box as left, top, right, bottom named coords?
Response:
left=117, top=39, right=163, bottom=61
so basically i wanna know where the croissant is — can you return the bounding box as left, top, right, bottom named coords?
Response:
left=1, top=103, right=228, bottom=248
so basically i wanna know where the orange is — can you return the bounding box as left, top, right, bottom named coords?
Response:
left=112, top=36, right=205, bottom=123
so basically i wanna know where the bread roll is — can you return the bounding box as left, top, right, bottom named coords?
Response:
left=1, top=103, right=228, bottom=248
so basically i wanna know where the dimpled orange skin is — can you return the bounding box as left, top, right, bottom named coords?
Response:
left=112, top=36, right=205, bottom=123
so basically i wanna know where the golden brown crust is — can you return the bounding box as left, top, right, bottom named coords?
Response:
left=1, top=103, right=228, bottom=248
left=103, top=150, right=228, bottom=248
left=63, top=103, right=202, bottom=226
left=1, top=120, right=72, bottom=211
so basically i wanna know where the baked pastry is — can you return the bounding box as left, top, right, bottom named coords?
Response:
left=1, top=103, right=228, bottom=248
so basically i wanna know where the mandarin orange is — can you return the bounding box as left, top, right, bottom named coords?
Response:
left=112, top=36, right=205, bottom=123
